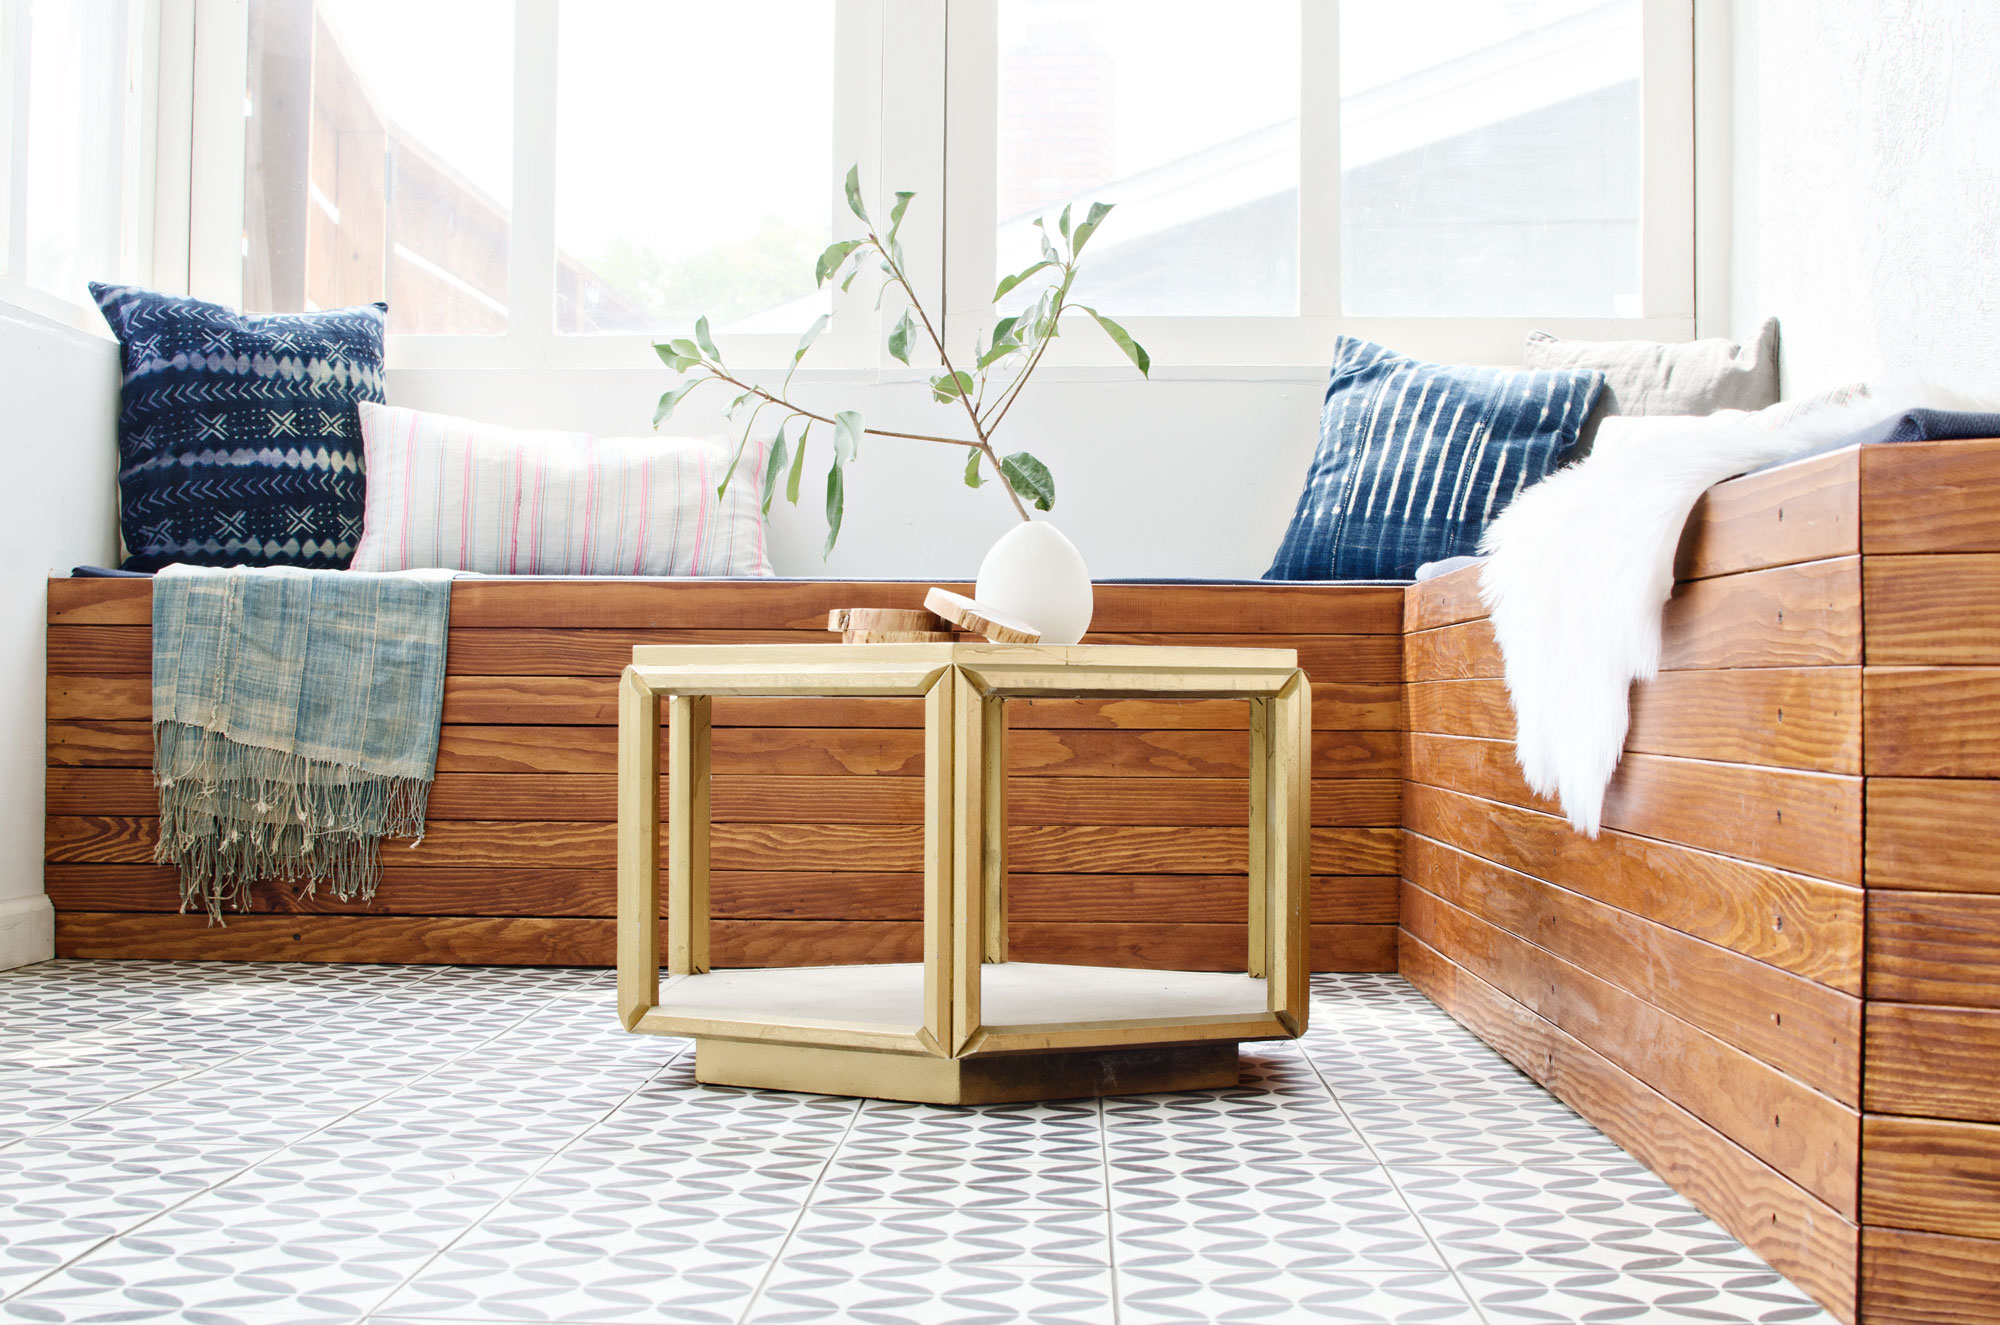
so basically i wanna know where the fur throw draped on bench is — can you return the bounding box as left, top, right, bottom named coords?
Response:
left=1475, top=386, right=1890, bottom=836
left=151, top=565, right=454, bottom=918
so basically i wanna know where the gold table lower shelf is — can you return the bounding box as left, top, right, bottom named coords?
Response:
left=641, top=961, right=1282, bottom=1105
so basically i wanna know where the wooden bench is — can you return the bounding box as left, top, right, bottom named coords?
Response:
left=1405, top=436, right=2000, bottom=1325
left=41, top=436, right=2000, bottom=1323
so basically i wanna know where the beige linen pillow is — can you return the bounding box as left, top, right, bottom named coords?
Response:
left=1526, top=318, right=1781, bottom=452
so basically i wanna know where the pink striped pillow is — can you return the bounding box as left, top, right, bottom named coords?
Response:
left=350, top=403, right=773, bottom=577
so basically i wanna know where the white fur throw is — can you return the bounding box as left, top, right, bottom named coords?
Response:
left=1475, top=386, right=1888, bottom=836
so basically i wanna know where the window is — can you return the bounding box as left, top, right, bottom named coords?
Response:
left=553, top=0, right=835, bottom=336
left=241, top=0, right=514, bottom=334
left=0, top=0, right=152, bottom=322
left=187, top=0, right=1694, bottom=369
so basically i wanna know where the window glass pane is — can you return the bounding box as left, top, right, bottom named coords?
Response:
left=1340, top=0, right=1642, bottom=317
left=26, top=0, right=142, bottom=300
left=555, top=0, right=833, bottom=336
left=242, top=0, right=513, bottom=334
left=996, top=0, right=1299, bottom=317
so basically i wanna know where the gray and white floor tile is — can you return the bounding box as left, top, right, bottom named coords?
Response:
left=0, top=962, right=1836, bottom=1323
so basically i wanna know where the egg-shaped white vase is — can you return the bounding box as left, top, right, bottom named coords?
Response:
left=975, top=520, right=1094, bottom=645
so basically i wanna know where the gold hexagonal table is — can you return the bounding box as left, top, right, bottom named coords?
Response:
left=616, top=643, right=1309, bottom=1104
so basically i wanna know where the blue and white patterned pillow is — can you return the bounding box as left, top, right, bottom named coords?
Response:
left=90, top=283, right=387, bottom=571
left=1266, top=338, right=1603, bottom=581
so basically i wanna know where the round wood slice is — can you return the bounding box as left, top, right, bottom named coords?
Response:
left=843, top=629, right=957, bottom=644
left=923, top=587, right=1041, bottom=644
left=827, top=607, right=950, bottom=634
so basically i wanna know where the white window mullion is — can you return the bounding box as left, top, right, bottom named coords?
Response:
left=148, top=0, right=196, bottom=295
left=871, top=0, right=944, bottom=367
left=1297, top=0, right=1339, bottom=321
left=4, top=0, right=30, bottom=281
left=508, top=0, right=558, bottom=355
left=939, top=0, right=996, bottom=357
left=1640, top=0, right=1696, bottom=321
left=187, top=0, right=247, bottom=307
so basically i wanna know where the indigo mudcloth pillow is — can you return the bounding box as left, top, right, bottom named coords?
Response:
left=91, top=283, right=387, bottom=571
left=1266, top=338, right=1603, bottom=580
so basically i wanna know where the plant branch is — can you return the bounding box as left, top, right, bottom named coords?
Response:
left=701, top=367, right=977, bottom=449
left=871, top=232, right=1031, bottom=523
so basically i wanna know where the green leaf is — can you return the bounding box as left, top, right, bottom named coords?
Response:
left=1031, top=287, right=1062, bottom=341
left=833, top=409, right=863, bottom=464
left=843, top=164, right=869, bottom=224
left=760, top=421, right=790, bottom=516
left=716, top=426, right=753, bottom=499
left=1077, top=305, right=1151, bottom=377
left=977, top=315, right=1022, bottom=369
left=1070, top=200, right=1115, bottom=256
left=786, top=424, right=810, bottom=504
left=962, top=448, right=985, bottom=489
left=992, top=259, right=1054, bottom=303
left=1000, top=451, right=1056, bottom=512
left=814, top=239, right=863, bottom=288
left=783, top=312, right=830, bottom=393
left=822, top=461, right=845, bottom=558
left=1058, top=202, right=1073, bottom=240
left=651, top=378, right=705, bottom=427
left=652, top=341, right=700, bottom=372
left=694, top=315, right=720, bottom=362
left=888, top=190, right=916, bottom=242
left=842, top=265, right=863, bottom=293
left=929, top=370, right=974, bottom=404
left=725, top=389, right=752, bottom=421
left=887, top=308, right=914, bottom=365
left=1036, top=219, right=1060, bottom=263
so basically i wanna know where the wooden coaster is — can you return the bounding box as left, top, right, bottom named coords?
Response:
left=827, top=607, right=950, bottom=634
left=924, top=587, right=1041, bottom=644
left=843, top=629, right=956, bottom=644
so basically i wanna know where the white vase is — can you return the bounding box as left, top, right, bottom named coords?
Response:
left=975, top=520, right=1094, bottom=645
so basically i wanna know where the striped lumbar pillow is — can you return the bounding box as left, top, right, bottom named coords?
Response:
left=1265, top=338, right=1603, bottom=581
left=350, top=403, right=773, bottom=577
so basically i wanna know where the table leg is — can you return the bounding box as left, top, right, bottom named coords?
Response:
left=617, top=669, right=660, bottom=1028
left=922, top=670, right=955, bottom=1056
left=1248, top=697, right=1270, bottom=980
left=952, top=671, right=1005, bottom=1053
left=667, top=693, right=712, bottom=975
left=1266, top=672, right=1312, bottom=1030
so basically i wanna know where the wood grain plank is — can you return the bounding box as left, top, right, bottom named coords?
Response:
left=1861, top=1225, right=2000, bottom=1325
left=46, top=576, right=1411, bottom=634
left=1865, top=1004, right=2000, bottom=1122
left=1407, top=732, right=1863, bottom=884
left=41, top=863, right=1399, bottom=927
left=1403, top=562, right=1486, bottom=634
left=1868, top=891, right=2000, bottom=1007
left=1863, top=1115, right=2000, bottom=1240
left=1867, top=778, right=2000, bottom=893
left=1864, top=668, right=2000, bottom=776
left=1676, top=445, right=1859, bottom=580
left=1864, top=554, right=2000, bottom=665
left=1400, top=933, right=1859, bottom=1323
left=1404, top=784, right=1863, bottom=993
left=1402, top=558, right=1862, bottom=681
left=1400, top=880, right=1858, bottom=1212
left=1406, top=669, right=1861, bottom=774
left=1404, top=836, right=1861, bottom=1105
left=1861, top=436, right=2000, bottom=555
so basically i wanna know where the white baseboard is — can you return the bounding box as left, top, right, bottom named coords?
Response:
left=0, top=893, right=55, bottom=971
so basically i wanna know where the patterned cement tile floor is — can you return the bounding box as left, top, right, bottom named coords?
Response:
left=0, top=961, right=1834, bottom=1325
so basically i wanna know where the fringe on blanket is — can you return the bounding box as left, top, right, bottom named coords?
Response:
left=153, top=720, right=433, bottom=919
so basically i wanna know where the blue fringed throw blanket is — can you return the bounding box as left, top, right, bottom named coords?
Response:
left=151, top=565, right=455, bottom=918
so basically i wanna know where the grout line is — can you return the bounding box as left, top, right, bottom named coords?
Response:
left=1295, top=974, right=1497, bottom=1325
left=0, top=963, right=659, bottom=1312
left=356, top=1034, right=698, bottom=1321
left=733, top=1094, right=867, bottom=1325
left=1098, top=1093, right=1121, bottom=1324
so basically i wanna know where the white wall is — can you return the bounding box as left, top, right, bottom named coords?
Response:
left=1729, top=0, right=2000, bottom=398
left=0, top=308, right=123, bottom=969
left=387, top=365, right=1328, bottom=581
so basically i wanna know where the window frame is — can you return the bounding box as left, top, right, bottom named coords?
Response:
left=180, top=0, right=937, bottom=374
left=170, top=0, right=1698, bottom=373
left=0, top=0, right=165, bottom=333
left=942, top=0, right=1696, bottom=369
